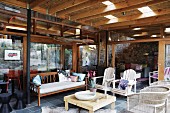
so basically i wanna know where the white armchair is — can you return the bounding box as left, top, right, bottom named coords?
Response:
left=149, top=67, right=170, bottom=85
left=93, top=67, right=115, bottom=94
left=127, top=86, right=170, bottom=113
left=112, top=69, right=136, bottom=96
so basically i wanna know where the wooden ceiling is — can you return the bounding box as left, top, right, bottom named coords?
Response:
left=1, top=0, right=170, bottom=40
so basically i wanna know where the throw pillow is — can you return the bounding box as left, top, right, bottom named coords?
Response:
left=58, top=73, right=70, bottom=82
left=65, top=70, right=70, bottom=76
left=33, top=75, right=41, bottom=86
left=72, top=72, right=86, bottom=82
left=70, top=76, right=78, bottom=82
left=77, top=73, right=86, bottom=82
left=118, top=79, right=129, bottom=90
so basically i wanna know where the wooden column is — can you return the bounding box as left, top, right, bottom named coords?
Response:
left=60, top=45, right=65, bottom=69
left=106, top=31, right=108, bottom=67
left=158, top=41, right=165, bottom=80
left=97, top=33, right=100, bottom=66
left=72, top=43, right=77, bottom=72
left=112, top=44, right=116, bottom=67
left=23, top=37, right=27, bottom=90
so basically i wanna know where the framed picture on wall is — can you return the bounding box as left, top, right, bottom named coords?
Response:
left=4, top=50, right=20, bottom=60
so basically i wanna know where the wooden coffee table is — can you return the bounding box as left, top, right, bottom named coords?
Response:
left=64, top=91, right=116, bottom=113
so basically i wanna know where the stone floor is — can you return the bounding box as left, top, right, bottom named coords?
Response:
left=1, top=80, right=149, bottom=113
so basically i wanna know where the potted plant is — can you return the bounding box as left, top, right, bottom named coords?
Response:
left=87, top=71, right=96, bottom=92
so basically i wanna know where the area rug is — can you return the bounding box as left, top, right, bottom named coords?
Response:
left=41, top=107, right=116, bottom=113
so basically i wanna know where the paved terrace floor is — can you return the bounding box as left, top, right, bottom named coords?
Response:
left=1, top=80, right=149, bottom=113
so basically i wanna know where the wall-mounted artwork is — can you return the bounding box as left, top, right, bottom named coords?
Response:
left=4, top=50, right=20, bottom=60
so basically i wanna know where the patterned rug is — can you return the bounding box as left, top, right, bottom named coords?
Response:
left=41, top=107, right=116, bottom=113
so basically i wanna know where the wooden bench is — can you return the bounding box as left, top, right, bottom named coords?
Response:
left=30, top=72, right=87, bottom=106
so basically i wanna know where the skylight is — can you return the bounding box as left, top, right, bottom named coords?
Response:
left=138, top=6, right=155, bottom=17
left=104, top=15, right=117, bottom=19
left=102, top=1, right=113, bottom=5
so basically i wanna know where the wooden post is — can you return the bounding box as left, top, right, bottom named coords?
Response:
left=106, top=31, right=108, bottom=67
left=23, top=37, right=27, bottom=91
left=72, top=43, right=77, bottom=72
left=158, top=41, right=165, bottom=80
left=97, top=33, right=100, bottom=66
left=60, top=45, right=65, bottom=69
left=112, top=44, right=116, bottom=67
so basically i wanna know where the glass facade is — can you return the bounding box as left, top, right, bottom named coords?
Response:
left=30, top=43, right=61, bottom=71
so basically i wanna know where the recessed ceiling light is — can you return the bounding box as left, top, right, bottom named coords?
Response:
left=165, top=28, right=170, bottom=32
left=151, top=35, right=160, bottom=37
left=102, top=1, right=113, bottom=6
left=104, top=15, right=117, bottom=19
left=133, top=34, right=140, bottom=37
left=138, top=6, right=155, bottom=17
left=133, top=28, right=141, bottom=30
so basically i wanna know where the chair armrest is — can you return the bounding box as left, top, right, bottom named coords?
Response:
left=105, top=78, right=115, bottom=82
left=113, top=79, right=120, bottom=83
left=92, top=76, right=103, bottom=79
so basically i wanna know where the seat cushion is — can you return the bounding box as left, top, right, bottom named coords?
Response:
left=40, top=81, right=85, bottom=94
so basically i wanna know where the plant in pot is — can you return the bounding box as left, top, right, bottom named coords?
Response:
left=87, top=71, right=96, bottom=92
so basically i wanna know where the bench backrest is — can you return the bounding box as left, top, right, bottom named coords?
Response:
left=30, top=72, right=58, bottom=84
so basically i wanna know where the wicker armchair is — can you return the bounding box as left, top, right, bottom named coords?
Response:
left=151, top=80, right=170, bottom=104
left=127, top=86, right=170, bottom=113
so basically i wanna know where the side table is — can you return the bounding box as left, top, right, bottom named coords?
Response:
left=0, top=93, right=12, bottom=113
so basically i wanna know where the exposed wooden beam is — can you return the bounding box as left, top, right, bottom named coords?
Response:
left=1, top=0, right=46, bottom=13
left=71, top=0, right=168, bottom=21
left=110, top=36, right=170, bottom=44
left=30, top=0, right=48, bottom=9
left=0, top=8, right=98, bottom=32
left=108, top=19, right=170, bottom=30
left=56, top=0, right=105, bottom=18
left=93, top=8, right=170, bottom=27
left=103, top=14, right=170, bottom=29
left=49, top=0, right=88, bottom=14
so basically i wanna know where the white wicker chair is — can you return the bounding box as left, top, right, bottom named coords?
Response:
left=112, top=69, right=136, bottom=96
left=149, top=67, right=170, bottom=85
left=151, top=80, right=170, bottom=104
left=93, top=67, right=115, bottom=94
left=127, top=86, right=170, bottom=113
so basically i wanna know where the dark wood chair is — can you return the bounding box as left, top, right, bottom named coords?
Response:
left=5, top=70, right=22, bottom=90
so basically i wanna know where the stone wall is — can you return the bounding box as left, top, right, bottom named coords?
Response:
left=115, top=42, right=158, bottom=70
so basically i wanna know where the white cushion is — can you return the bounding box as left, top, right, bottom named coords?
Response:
left=40, top=81, right=85, bottom=94
left=33, top=75, right=41, bottom=86
left=58, top=73, right=71, bottom=82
